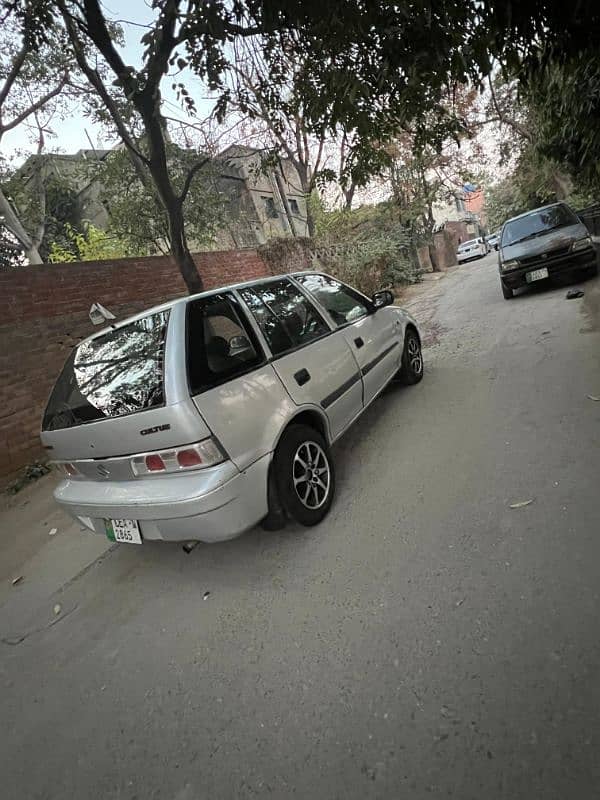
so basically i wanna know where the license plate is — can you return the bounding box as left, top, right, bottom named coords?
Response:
left=104, top=518, right=142, bottom=544
left=526, top=267, right=549, bottom=283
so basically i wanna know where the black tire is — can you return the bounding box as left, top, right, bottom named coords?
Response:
left=501, top=280, right=513, bottom=299
left=260, top=464, right=287, bottom=531
left=399, top=327, right=424, bottom=385
left=273, top=425, right=335, bottom=526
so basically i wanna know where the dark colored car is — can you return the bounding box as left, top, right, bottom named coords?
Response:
left=486, top=232, right=500, bottom=250
left=498, top=203, right=598, bottom=299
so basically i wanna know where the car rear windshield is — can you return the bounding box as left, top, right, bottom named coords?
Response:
left=42, top=310, right=170, bottom=431
left=459, top=239, right=478, bottom=249
left=502, top=205, right=579, bottom=247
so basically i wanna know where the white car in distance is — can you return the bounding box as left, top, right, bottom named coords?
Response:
left=456, top=237, right=489, bottom=263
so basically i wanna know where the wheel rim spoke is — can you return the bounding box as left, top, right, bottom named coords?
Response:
left=407, top=336, right=422, bottom=373
left=292, top=440, right=331, bottom=510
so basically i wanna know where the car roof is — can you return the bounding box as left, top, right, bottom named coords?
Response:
left=504, top=202, right=567, bottom=225
left=78, top=270, right=316, bottom=344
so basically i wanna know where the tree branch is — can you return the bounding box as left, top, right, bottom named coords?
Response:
left=488, top=75, right=532, bottom=142
left=144, top=0, right=179, bottom=97
left=56, top=0, right=151, bottom=183
left=179, top=156, right=209, bottom=204
left=0, top=42, right=27, bottom=108
left=30, top=115, right=47, bottom=250
left=80, top=0, right=139, bottom=99
left=0, top=76, right=67, bottom=135
left=312, top=134, right=326, bottom=184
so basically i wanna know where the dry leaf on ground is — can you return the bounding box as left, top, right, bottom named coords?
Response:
left=509, top=499, right=535, bottom=509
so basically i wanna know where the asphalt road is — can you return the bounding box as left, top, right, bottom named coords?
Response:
left=2, top=254, right=600, bottom=800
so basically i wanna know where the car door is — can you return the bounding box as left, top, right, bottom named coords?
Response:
left=185, top=292, right=298, bottom=470
left=295, top=274, right=401, bottom=407
left=237, top=278, right=363, bottom=440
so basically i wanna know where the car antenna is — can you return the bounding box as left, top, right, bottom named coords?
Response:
left=89, top=302, right=117, bottom=328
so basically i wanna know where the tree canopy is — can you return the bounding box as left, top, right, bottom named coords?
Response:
left=5, top=0, right=600, bottom=285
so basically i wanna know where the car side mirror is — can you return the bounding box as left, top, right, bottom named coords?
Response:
left=372, top=290, right=394, bottom=310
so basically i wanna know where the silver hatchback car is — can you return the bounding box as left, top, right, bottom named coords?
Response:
left=41, top=273, right=423, bottom=545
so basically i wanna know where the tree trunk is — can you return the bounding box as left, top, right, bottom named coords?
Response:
left=306, top=207, right=316, bottom=238
left=551, top=169, right=572, bottom=201
left=428, top=242, right=441, bottom=272
left=168, top=202, right=204, bottom=294
left=343, top=183, right=356, bottom=210
left=274, top=166, right=298, bottom=236
left=0, top=187, right=43, bottom=263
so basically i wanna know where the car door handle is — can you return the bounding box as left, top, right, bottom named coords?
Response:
left=294, top=368, right=311, bottom=386
left=354, top=337, right=364, bottom=348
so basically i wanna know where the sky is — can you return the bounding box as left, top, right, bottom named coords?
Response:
left=1, top=0, right=214, bottom=164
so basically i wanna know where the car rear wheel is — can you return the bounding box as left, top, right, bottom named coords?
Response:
left=501, top=281, right=513, bottom=299
left=273, top=425, right=335, bottom=526
left=399, top=327, right=424, bottom=384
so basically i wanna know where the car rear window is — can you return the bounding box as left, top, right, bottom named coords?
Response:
left=502, top=205, right=578, bottom=247
left=43, top=311, right=170, bottom=431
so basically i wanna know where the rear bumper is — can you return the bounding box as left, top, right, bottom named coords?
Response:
left=54, top=455, right=271, bottom=543
left=501, top=248, right=597, bottom=289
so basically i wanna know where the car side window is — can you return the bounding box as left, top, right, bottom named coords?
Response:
left=239, top=279, right=330, bottom=357
left=296, top=274, right=370, bottom=327
left=186, top=294, right=263, bottom=394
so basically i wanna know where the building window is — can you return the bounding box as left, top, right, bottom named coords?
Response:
left=288, top=198, right=300, bottom=215
left=261, top=196, right=278, bottom=219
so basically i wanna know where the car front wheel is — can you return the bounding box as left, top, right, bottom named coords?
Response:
left=273, top=425, right=335, bottom=526
left=501, top=280, right=513, bottom=299
left=399, top=327, right=424, bottom=384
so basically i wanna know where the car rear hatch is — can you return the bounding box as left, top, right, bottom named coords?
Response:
left=40, top=306, right=215, bottom=479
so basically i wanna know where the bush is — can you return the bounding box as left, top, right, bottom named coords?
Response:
left=311, top=202, right=422, bottom=294
left=316, top=234, right=421, bottom=296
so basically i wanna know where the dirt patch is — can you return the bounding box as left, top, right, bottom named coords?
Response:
left=396, top=271, right=454, bottom=346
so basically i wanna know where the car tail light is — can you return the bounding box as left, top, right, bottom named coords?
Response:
left=145, top=453, right=166, bottom=472
left=131, top=438, right=225, bottom=476
left=176, top=449, right=203, bottom=468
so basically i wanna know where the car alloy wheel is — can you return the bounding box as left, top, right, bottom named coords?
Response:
left=398, top=328, right=424, bottom=384
left=273, top=424, right=336, bottom=526
left=292, top=441, right=331, bottom=510
left=407, top=334, right=423, bottom=376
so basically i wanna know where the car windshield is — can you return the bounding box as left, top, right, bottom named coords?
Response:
left=459, top=239, right=479, bottom=250
left=502, top=205, right=578, bottom=246
left=42, top=311, right=170, bottom=431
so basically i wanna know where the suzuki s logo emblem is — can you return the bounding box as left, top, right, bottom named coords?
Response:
left=97, top=464, right=110, bottom=478
left=541, top=253, right=548, bottom=259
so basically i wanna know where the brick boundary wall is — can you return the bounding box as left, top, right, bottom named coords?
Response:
left=0, top=248, right=274, bottom=485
